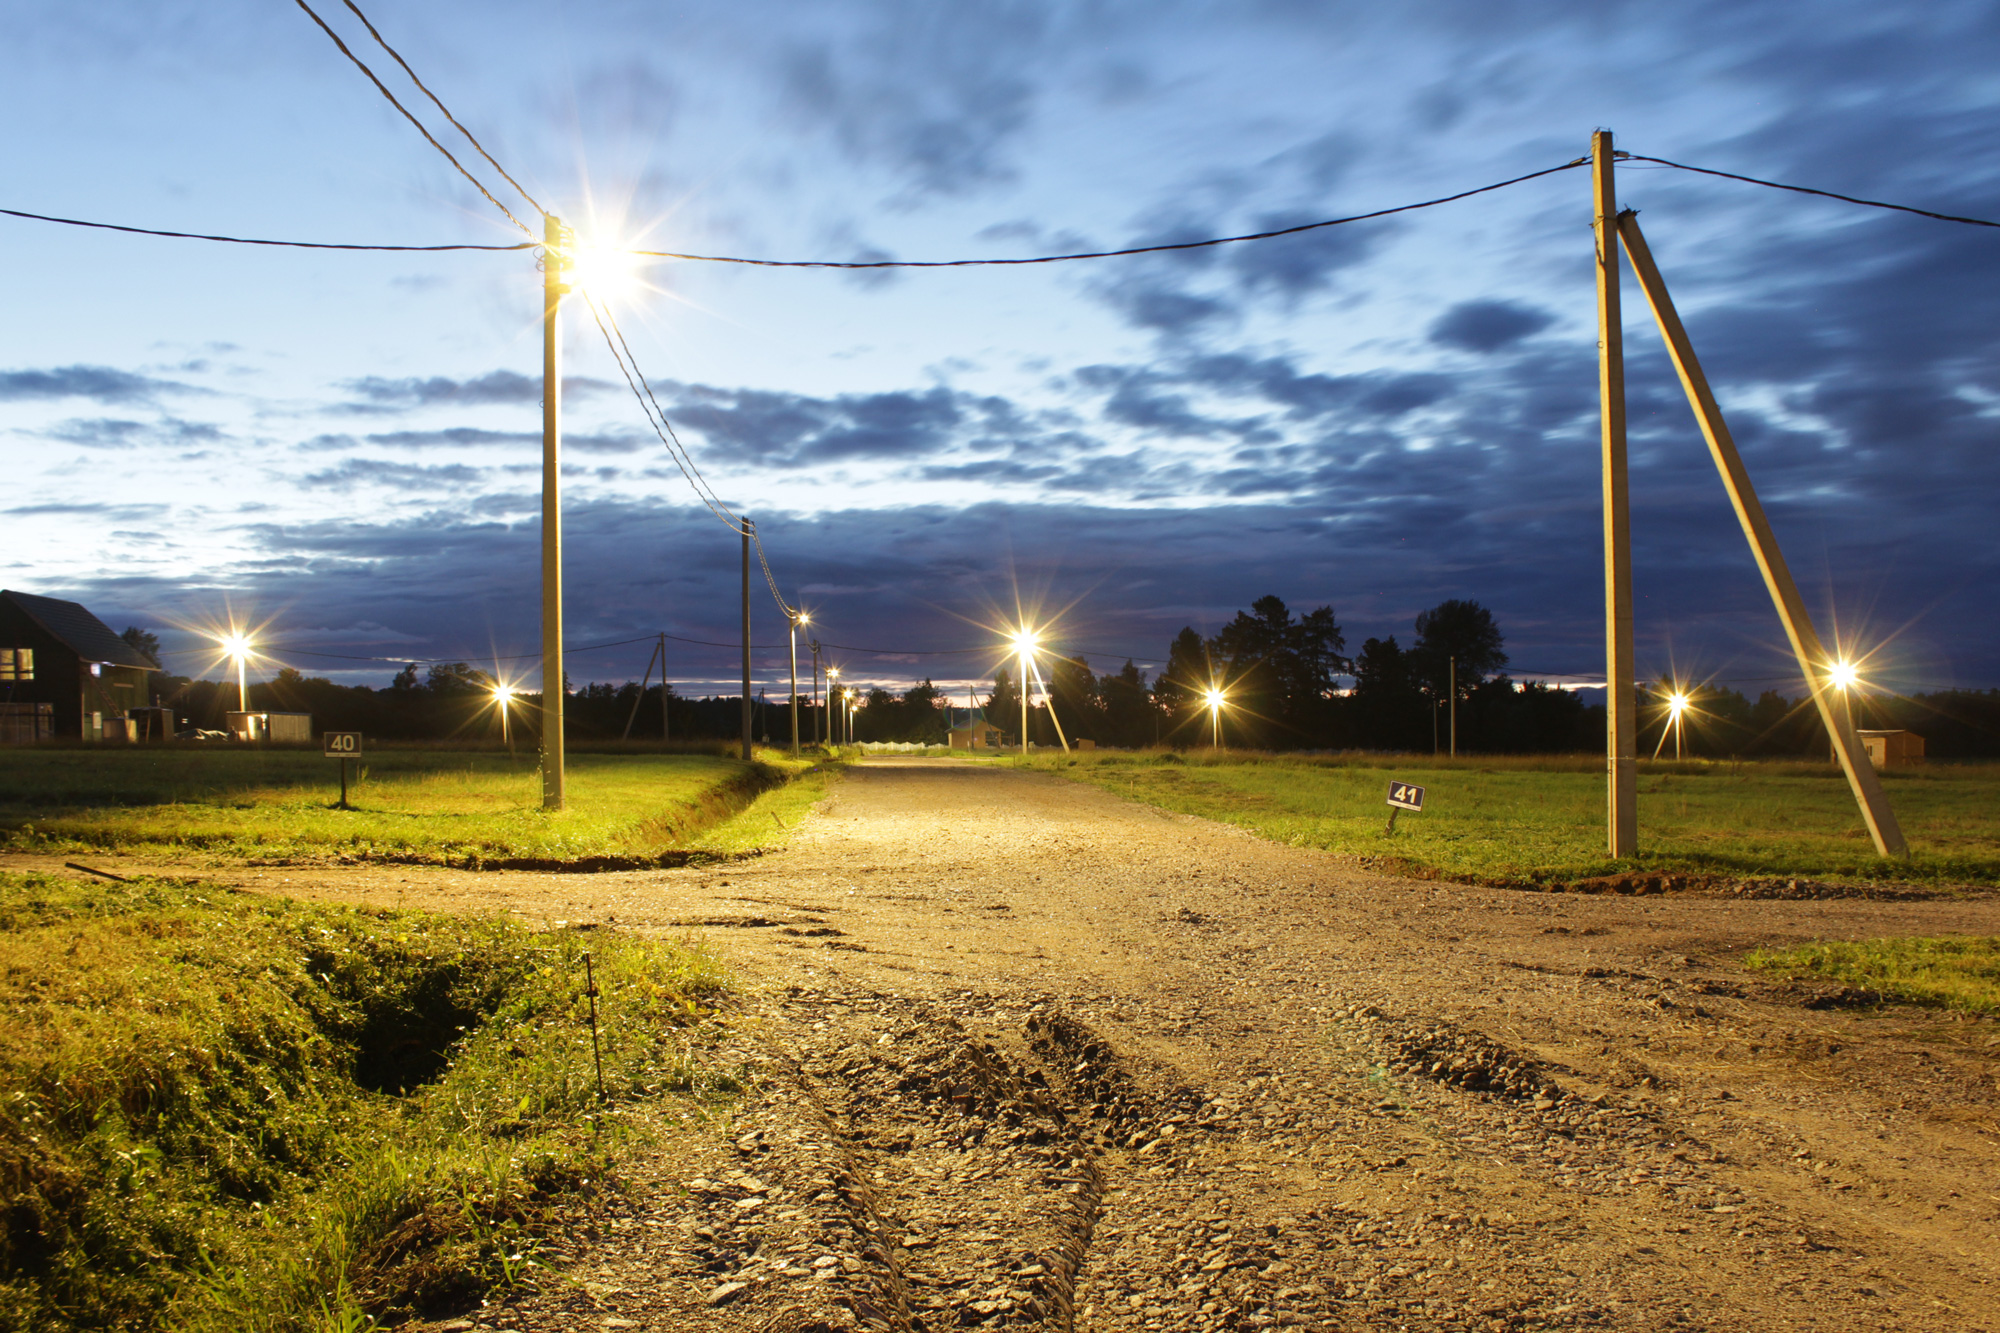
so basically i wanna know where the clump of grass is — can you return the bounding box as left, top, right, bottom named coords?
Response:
left=1745, top=937, right=2000, bottom=1015
left=0, top=871, right=734, bottom=1331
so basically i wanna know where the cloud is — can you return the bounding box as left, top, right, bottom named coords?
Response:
left=338, top=371, right=614, bottom=412
left=297, top=459, right=489, bottom=491
left=0, top=365, right=194, bottom=404
left=1428, top=299, right=1557, bottom=353
left=38, top=416, right=227, bottom=450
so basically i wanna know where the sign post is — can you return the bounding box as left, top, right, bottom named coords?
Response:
left=1385, top=779, right=1425, bottom=836
left=323, top=731, right=363, bottom=809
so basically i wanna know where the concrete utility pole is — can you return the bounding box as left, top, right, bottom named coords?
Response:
left=1594, top=129, right=1636, bottom=858
left=541, top=212, right=567, bottom=811
left=1616, top=210, right=1907, bottom=858
left=740, top=518, right=753, bottom=762
left=1449, top=655, right=1457, bottom=758
left=788, top=611, right=804, bottom=755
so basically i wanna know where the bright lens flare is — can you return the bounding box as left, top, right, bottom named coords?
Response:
left=217, top=631, right=253, bottom=661
left=1827, top=659, right=1860, bottom=691
left=566, top=240, right=642, bottom=300
left=1011, top=627, right=1040, bottom=655
left=1204, top=687, right=1227, bottom=710
left=1667, top=691, right=1689, bottom=716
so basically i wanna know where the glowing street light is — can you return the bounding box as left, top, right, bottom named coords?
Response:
left=1011, top=626, right=1040, bottom=756
left=1203, top=685, right=1229, bottom=750
left=827, top=666, right=842, bottom=746
left=491, top=682, right=518, bottom=759
left=1665, top=689, right=1688, bottom=761
left=789, top=609, right=810, bottom=756
left=216, top=629, right=256, bottom=713
left=1826, top=658, right=1861, bottom=762
left=843, top=687, right=856, bottom=746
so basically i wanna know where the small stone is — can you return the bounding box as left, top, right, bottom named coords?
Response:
left=707, top=1280, right=752, bottom=1306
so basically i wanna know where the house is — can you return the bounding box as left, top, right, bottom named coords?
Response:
left=0, top=590, right=160, bottom=740
left=1856, top=729, right=1925, bottom=769
left=948, top=714, right=1005, bottom=750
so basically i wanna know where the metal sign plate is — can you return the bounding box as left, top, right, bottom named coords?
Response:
left=1386, top=780, right=1425, bottom=812
left=323, top=731, right=363, bottom=756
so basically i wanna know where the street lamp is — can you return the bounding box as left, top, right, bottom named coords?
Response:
left=843, top=687, right=856, bottom=746
left=1826, top=658, right=1860, bottom=762
left=1011, top=626, right=1040, bottom=756
left=1204, top=685, right=1228, bottom=750
left=827, top=666, right=842, bottom=746
left=789, top=609, right=810, bottom=756
left=1665, top=689, right=1688, bottom=761
left=216, top=629, right=255, bottom=714
left=491, top=683, right=517, bottom=759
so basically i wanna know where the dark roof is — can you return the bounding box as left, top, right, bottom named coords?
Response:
left=1, top=590, right=159, bottom=670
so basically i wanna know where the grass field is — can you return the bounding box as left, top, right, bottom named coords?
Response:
left=0, top=869, right=735, bottom=1331
left=0, top=746, right=834, bottom=866
left=1746, top=937, right=2000, bottom=1015
left=1028, top=751, right=2000, bottom=886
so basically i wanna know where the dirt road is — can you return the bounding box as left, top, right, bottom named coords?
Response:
left=39, top=758, right=2000, bottom=1331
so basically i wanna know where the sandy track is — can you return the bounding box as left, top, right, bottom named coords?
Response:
left=19, top=758, right=1999, bottom=1332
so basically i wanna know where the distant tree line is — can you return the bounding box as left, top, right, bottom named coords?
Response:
left=132, top=613, right=2000, bottom=757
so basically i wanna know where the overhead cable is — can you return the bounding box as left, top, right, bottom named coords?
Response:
left=336, top=0, right=548, bottom=220
left=291, top=0, right=537, bottom=238
left=578, top=291, right=748, bottom=535
left=628, top=159, right=1592, bottom=268
left=0, top=207, right=532, bottom=251
left=1619, top=154, right=2000, bottom=229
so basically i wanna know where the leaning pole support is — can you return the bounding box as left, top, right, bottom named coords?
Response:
left=1615, top=209, right=1908, bottom=858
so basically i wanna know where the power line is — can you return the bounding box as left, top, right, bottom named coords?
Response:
left=1619, top=153, right=2000, bottom=229
left=291, top=0, right=537, bottom=238
left=0, top=207, right=533, bottom=251
left=337, top=0, right=547, bottom=220
left=629, top=159, right=1592, bottom=268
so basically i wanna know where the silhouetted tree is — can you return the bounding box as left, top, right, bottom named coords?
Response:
left=1209, top=595, right=1346, bottom=747
left=1410, top=599, right=1507, bottom=702
left=119, top=626, right=161, bottom=667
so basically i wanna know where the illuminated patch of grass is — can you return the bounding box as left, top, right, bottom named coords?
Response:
left=0, top=749, right=822, bottom=866
left=1029, top=750, right=2000, bottom=886
left=1745, top=937, right=2000, bottom=1015
left=693, top=757, right=848, bottom=854
left=0, top=870, right=735, bottom=1332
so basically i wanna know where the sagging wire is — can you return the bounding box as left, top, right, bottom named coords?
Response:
left=292, top=0, right=538, bottom=239
left=336, top=0, right=548, bottom=221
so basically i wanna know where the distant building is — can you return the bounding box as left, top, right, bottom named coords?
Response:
left=1856, top=728, right=1925, bottom=769
left=948, top=714, right=1004, bottom=750
left=0, top=589, right=160, bottom=740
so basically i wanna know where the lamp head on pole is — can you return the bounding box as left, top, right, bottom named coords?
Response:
left=1827, top=659, right=1859, bottom=692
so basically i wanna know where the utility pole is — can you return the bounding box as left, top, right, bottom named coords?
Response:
left=1449, top=655, right=1457, bottom=757
left=540, top=212, right=567, bottom=811
left=740, top=517, right=753, bottom=761
left=1595, top=129, right=1636, bottom=858
left=810, top=640, right=822, bottom=746
left=659, top=632, right=668, bottom=744
left=788, top=612, right=802, bottom=755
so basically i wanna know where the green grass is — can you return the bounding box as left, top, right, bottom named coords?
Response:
left=0, top=869, right=736, bottom=1332
left=1745, top=937, right=2000, bottom=1015
left=0, top=747, right=829, bottom=866
left=1028, top=750, right=2000, bottom=886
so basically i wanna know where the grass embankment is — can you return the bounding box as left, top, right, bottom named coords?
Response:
left=1746, top=937, right=2000, bottom=1015
left=0, top=869, right=734, bottom=1332
left=1031, top=751, right=2000, bottom=887
left=0, top=747, right=836, bottom=866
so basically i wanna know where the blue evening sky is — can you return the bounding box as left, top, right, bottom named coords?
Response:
left=4, top=1, right=1996, bottom=700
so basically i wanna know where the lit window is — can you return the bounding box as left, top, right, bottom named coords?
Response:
left=0, top=649, right=32, bottom=681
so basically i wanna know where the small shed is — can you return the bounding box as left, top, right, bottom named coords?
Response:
left=225, top=711, right=313, bottom=744
left=1, top=589, right=159, bottom=740
left=1856, top=729, right=1925, bottom=769
left=949, top=717, right=1004, bottom=750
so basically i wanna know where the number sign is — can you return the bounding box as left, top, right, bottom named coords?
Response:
left=1386, top=780, right=1425, bottom=812
left=323, top=731, right=363, bottom=757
